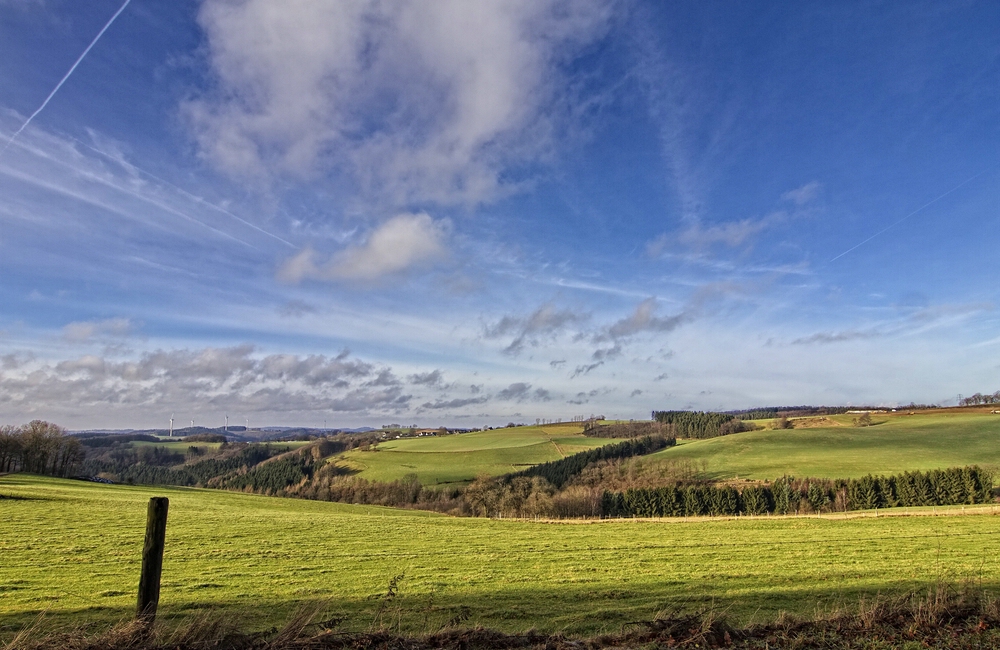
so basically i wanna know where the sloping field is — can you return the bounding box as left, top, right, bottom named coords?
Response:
left=2, top=475, right=999, bottom=638
left=646, top=411, right=1000, bottom=480
left=338, top=424, right=611, bottom=484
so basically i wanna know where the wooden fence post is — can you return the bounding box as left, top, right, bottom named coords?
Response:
left=136, top=496, right=169, bottom=624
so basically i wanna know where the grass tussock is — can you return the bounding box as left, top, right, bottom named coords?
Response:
left=5, top=584, right=1000, bottom=650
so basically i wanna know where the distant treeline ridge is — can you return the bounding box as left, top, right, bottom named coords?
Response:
left=77, top=431, right=384, bottom=490
left=728, top=404, right=942, bottom=419
left=507, top=435, right=674, bottom=488
left=959, top=391, right=1000, bottom=407
left=602, top=466, right=994, bottom=518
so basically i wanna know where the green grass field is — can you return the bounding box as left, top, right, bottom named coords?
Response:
left=333, top=411, right=1000, bottom=486
left=645, top=411, right=1000, bottom=480
left=338, top=424, right=611, bottom=484
left=3, top=475, right=1000, bottom=638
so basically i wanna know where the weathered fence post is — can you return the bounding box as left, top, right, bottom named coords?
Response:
left=136, top=496, right=169, bottom=624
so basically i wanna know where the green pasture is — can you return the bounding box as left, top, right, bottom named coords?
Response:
left=648, top=411, right=1000, bottom=480
left=3, top=475, right=1000, bottom=638
left=338, top=424, right=610, bottom=484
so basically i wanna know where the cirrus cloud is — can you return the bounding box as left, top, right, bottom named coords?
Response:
left=62, top=317, right=134, bottom=342
left=185, top=0, right=612, bottom=207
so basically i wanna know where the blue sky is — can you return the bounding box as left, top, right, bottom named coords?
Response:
left=0, top=0, right=997, bottom=429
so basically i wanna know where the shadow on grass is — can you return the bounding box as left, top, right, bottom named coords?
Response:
left=3, top=583, right=1000, bottom=649
left=4, top=578, right=1000, bottom=645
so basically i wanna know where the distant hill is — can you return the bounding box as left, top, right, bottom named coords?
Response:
left=337, top=422, right=615, bottom=485
left=641, top=410, right=1000, bottom=480
left=71, top=425, right=376, bottom=442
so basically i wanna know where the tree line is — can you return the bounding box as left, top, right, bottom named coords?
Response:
left=81, top=439, right=280, bottom=486
left=507, top=435, right=674, bottom=488
left=651, top=411, right=755, bottom=439
left=730, top=406, right=901, bottom=419
left=581, top=419, right=674, bottom=438
left=77, top=433, right=160, bottom=447
left=960, top=391, right=1000, bottom=406
left=601, top=466, right=994, bottom=518
left=0, top=421, right=84, bottom=477
left=76, top=430, right=386, bottom=488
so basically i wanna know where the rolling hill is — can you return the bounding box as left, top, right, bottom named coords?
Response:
left=641, top=410, right=1000, bottom=480
left=335, top=423, right=614, bottom=484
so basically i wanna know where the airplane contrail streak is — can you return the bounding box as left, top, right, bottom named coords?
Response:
left=72, top=136, right=296, bottom=248
left=0, top=0, right=132, bottom=159
left=830, top=166, right=994, bottom=263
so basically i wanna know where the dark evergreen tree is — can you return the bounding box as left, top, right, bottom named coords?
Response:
left=650, top=411, right=752, bottom=439
left=741, top=485, right=770, bottom=515
left=807, top=481, right=832, bottom=512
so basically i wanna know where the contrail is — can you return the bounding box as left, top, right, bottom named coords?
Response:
left=0, top=0, right=132, bottom=159
left=72, top=136, right=296, bottom=248
left=830, top=166, right=994, bottom=263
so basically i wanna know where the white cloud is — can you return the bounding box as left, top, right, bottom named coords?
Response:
left=791, top=302, right=992, bottom=346
left=791, top=329, right=881, bottom=345
left=495, top=382, right=552, bottom=402
left=185, top=0, right=611, bottom=206
left=497, top=382, right=532, bottom=401
left=421, top=396, right=488, bottom=410
left=646, top=181, right=821, bottom=256
left=278, top=213, right=448, bottom=283
left=62, top=317, right=134, bottom=342
left=782, top=181, right=821, bottom=206
left=603, top=297, right=687, bottom=340
left=485, top=302, right=590, bottom=355
left=0, top=346, right=405, bottom=419
left=647, top=218, right=773, bottom=255
left=408, top=369, right=444, bottom=386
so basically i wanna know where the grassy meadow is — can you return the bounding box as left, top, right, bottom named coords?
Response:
left=331, top=411, right=1000, bottom=486
left=3, top=474, right=1000, bottom=639
left=338, top=423, right=611, bottom=484
left=644, top=410, right=1000, bottom=480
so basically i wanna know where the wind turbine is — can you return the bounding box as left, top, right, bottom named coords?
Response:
left=224, top=414, right=229, bottom=433
left=169, top=414, right=174, bottom=438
